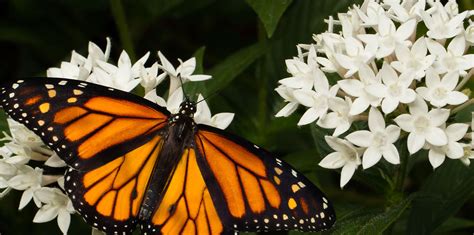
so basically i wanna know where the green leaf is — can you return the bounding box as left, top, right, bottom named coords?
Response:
left=434, top=217, right=474, bottom=234
left=330, top=196, right=413, bottom=235
left=329, top=208, right=382, bottom=235
left=189, top=42, right=268, bottom=97
left=407, top=161, right=474, bottom=234
left=245, top=0, right=293, bottom=38
left=357, top=196, right=414, bottom=234
left=193, top=46, right=206, bottom=74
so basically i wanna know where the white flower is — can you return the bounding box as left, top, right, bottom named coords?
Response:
left=144, top=89, right=167, bottom=107
left=416, top=70, right=468, bottom=107
left=465, top=23, right=474, bottom=44
left=33, top=188, right=75, bottom=234
left=427, top=123, right=469, bottom=169
left=88, top=51, right=149, bottom=91
left=394, top=97, right=449, bottom=154
left=319, top=136, right=362, bottom=188
left=354, top=1, right=386, bottom=27
left=279, top=47, right=324, bottom=89
left=194, top=94, right=234, bottom=130
left=358, top=16, right=416, bottom=58
left=366, top=62, right=416, bottom=114
left=317, top=97, right=354, bottom=136
left=46, top=38, right=111, bottom=80
left=8, top=166, right=43, bottom=209
left=426, top=36, right=474, bottom=76
left=139, top=62, right=167, bottom=94
left=338, top=63, right=382, bottom=115
left=460, top=144, right=474, bottom=166
left=346, top=108, right=401, bottom=169
left=391, top=37, right=435, bottom=80
left=384, top=0, right=426, bottom=22
left=334, top=36, right=377, bottom=77
left=275, top=86, right=299, bottom=117
left=158, top=51, right=211, bottom=94
left=293, top=75, right=339, bottom=125
left=422, top=4, right=466, bottom=40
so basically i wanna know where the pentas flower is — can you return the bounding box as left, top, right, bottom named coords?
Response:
left=276, top=0, right=474, bottom=187
left=426, top=123, right=469, bottom=169
left=366, top=62, right=416, bottom=114
left=422, top=3, right=466, bottom=40
left=33, top=188, right=75, bottom=235
left=293, top=75, right=339, bottom=125
left=1, top=39, right=233, bottom=234
left=394, top=96, right=449, bottom=154
left=334, top=36, right=377, bottom=77
left=346, top=108, right=400, bottom=169
left=426, top=36, right=474, bottom=76
left=391, top=37, right=435, bottom=80
left=358, top=16, right=416, bottom=58
left=279, top=47, right=325, bottom=90
left=416, top=70, right=468, bottom=107
left=89, top=51, right=149, bottom=92
left=338, top=63, right=381, bottom=115
left=275, top=85, right=300, bottom=117
left=319, top=136, right=362, bottom=188
left=157, top=51, right=212, bottom=94
left=317, top=97, right=353, bottom=136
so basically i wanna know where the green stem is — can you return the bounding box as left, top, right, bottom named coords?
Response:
left=395, top=141, right=409, bottom=192
left=451, top=98, right=474, bottom=114
left=110, top=0, right=136, bottom=62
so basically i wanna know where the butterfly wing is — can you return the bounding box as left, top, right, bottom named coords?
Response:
left=142, top=146, right=227, bottom=235
left=194, top=125, right=335, bottom=233
left=143, top=125, right=335, bottom=235
left=0, top=78, right=169, bottom=170
left=65, top=135, right=163, bottom=233
left=0, top=78, right=173, bottom=233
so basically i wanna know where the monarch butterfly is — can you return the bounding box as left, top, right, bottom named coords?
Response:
left=0, top=77, right=335, bottom=234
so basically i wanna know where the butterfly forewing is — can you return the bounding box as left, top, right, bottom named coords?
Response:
left=0, top=78, right=169, bottom=170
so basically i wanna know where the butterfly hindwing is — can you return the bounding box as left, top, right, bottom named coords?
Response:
left=65, top=135, right=163, bottom=234
left=194, top=125, right=336, bottom=233
left=143, top=147, right=228, bottom=235
left=0, top=78, right=169, bottom=170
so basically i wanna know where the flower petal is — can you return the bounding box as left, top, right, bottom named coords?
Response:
left=340, top=163, right=357, bottom=188
left=57, top=209, right=71, bottom=235
left=446, top=123, right=469, bottom=141
left=275, top=102, right=299, bottom=117
left=362, top=147, right=382, bottom=169
left=346, top=130, right=372, bottom=147
left=319, top=153, right=345, bottom=169
left=428, top=148, right=445, bottom=169
left=382, top=144, right=400, bottom=165
left=428, top=109, right=450, bottom=127
left=394, top=114, right=414, bottom=132
left=407, top=132, right=425, bottom=154
left=425, top=127, right=448, bottom=146
left=368, top=107, right=385, bottom=131
left=297, top=108, right=320, bottom=125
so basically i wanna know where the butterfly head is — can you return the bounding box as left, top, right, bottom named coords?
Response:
left=178, top=101, right=196, bottom=117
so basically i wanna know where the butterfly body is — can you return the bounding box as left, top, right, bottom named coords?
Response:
left=0, top=78, right=336, bottom=235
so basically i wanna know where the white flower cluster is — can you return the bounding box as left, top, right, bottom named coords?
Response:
left=276, top=0, right=474, bottom=188
left=0, top=39, right=234, bottom=234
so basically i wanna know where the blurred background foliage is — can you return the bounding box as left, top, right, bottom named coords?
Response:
left=0, top=0, right=474, bottom=234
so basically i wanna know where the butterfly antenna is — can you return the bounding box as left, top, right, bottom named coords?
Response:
left=177, top=74, right=190, bottom=102
left=196, top=89, right=219, bottom=104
